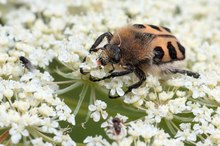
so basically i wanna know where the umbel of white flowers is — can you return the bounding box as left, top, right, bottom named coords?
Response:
left=1, top=0, right=220, bottom=146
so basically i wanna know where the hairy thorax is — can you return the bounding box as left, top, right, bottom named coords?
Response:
left=110, top=26, right=154, bottom=66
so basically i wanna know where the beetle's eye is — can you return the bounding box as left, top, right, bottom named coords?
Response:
left=112, top=53, right=121, bottom=63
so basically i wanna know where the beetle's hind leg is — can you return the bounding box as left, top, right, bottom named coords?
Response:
left=169, top=68, right=200, bottom=78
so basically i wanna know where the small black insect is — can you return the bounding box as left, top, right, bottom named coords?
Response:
left=112, top=118, right=122, bottom=135
left=19, top=56, right=34, bottom=71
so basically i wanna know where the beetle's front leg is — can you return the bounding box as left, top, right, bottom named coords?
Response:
left=80, top=57, right=89, bottom=75
left=89, top=68, right=133, bottom=82
left=89, top=32, right=113, bottom=53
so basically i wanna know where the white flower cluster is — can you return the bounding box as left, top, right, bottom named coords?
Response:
left=1, top=0, right=220, bottom=145
left=0, top=71, right=75, bottom=145
left=77, top=0, right=220, bottom=145
left=86, top=116, right=184, bottom=146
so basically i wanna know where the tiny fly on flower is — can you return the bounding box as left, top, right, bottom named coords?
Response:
left=19, top=56, right=35, bottom=71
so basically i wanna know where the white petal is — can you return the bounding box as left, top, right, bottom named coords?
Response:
left=22, top=129, right=29, bottom=137
left=11, top=134, right=22, bottom=144
left=100, top=101, right=107, bottom=109
left=52, top=121, right=59, bottom=128
left=101, top=121, right=108, bottom=128
left=68, top=115, right=76, bottom=125
left=116, top=87, right=125, bottom=96
left=110, top=89, right=116, bottom=96
left=88, top=105, right=96, bottom=111
left=101, top=111, right=108, bottom=119
left=91, top=111, right=100, bottom=122
left=83, top=136, right=93, bottom=143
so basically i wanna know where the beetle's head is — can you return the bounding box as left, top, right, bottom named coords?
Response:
left=97, top=44, right=121, bottom=66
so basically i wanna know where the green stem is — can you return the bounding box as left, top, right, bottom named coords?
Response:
left=55, top=67, right=75, bottom=79
left=74, top=85, right=89, bottom=115
left=91, top=87, right=96, bottom=102
left=188, top=97, right=218, bottom=107
left=170, top=120, right=180, bottom=131
left=184, top=140, right=197, bottom=145
left=165, top=119, right=176, bottom=135
left=23, top=136, right=28, bottom=146
left=173, top=115, right=193, bottom=122
left=47, top=80, right=76, bottom=85
left=81, top=87, right=95, bottom=128
left=198, top=134, right=205, bottom=141
left=6, top=98, right=15, bottom=111
left=199, top=98, right=219, bottom=107
left=55, top=82, right=82, bottom=95
left=28, top=127, right=58, bottom=144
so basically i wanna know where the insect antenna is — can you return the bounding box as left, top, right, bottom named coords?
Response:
left=117, top=33, right=122, bottom=47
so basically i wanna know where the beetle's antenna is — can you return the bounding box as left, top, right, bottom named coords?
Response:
left=117, top=33, right=122, bottom=47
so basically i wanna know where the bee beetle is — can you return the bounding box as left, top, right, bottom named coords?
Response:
left=80, top=24, right=200, bottom=98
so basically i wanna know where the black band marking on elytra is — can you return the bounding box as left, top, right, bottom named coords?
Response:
left=133, top=24, right=146, bottom=29
left=153, top=46, right=164, bottom=63
left=162, top=26, right=171, bottom=32
left=167, top=42, right=177, bottom=60
left=177, top=42, right=185, bottom=57
left=148, top=24, right=161, bottom=31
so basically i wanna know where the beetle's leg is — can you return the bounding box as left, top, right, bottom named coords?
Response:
left=90, top=32, right=113, bottom=53
left=81, top=32, right=112, bottom=75
left=89, top=68, right=133, bottom=82
left=80, top=57, right=89, bottom=75
left=125, top=67, right=146, bottom=94
left=81, top=32, right=113, bottom=74
left=108, top=64, right=115, bottom=73
left=109, top=67, right=146, bottom=99
left=169, top=68, right=200, bottom=78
